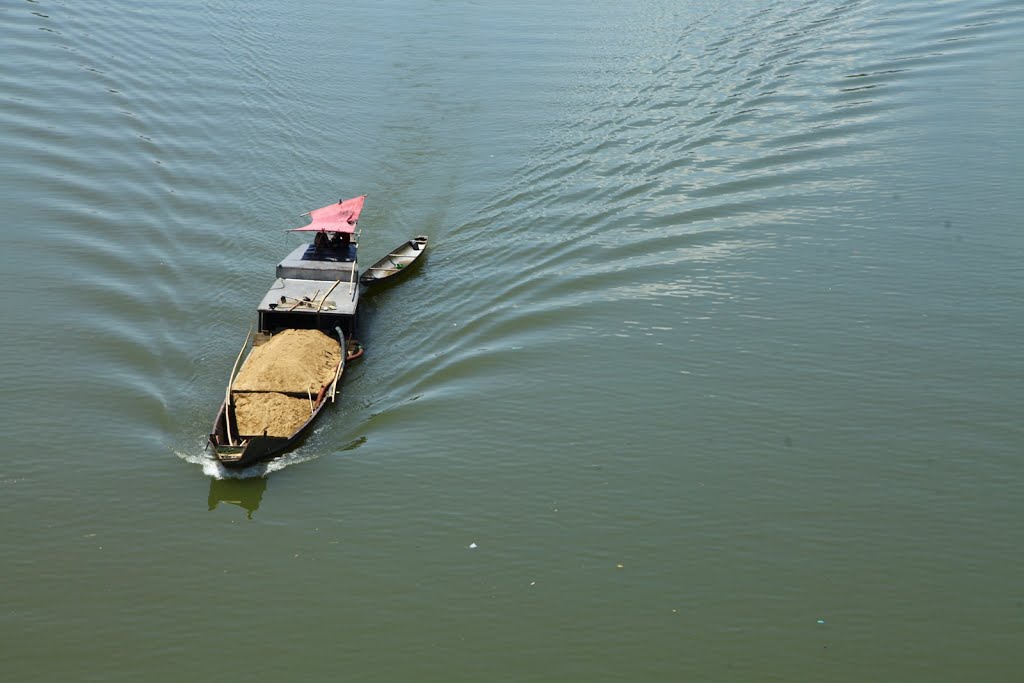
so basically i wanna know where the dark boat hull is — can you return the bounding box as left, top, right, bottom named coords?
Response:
left=208, top=385, right=332, bottom=469
left=359, top=235, right=428, bottom=285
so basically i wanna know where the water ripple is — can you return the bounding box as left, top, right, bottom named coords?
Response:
left=380, top=0, right=1024, bottom=425
left=3, top=0, right=1021, bottom=474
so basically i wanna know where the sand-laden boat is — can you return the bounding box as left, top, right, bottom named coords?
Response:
left=207, top=195, right=367, bottom=469
left=209, top=328, right=347, bottom=468
left=359, top=235, right=428, bottom=285
left=206, top=195, right=427, bottom=469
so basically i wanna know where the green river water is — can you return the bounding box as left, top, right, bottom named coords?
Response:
left=1, top=1, right=1022, bottom=680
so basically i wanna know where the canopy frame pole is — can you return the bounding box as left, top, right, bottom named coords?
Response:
left=224, top=326, right=252, bottom=447
left=331, top=327, right=347, bottom=403
left=317, top=279, right=343, bottom=329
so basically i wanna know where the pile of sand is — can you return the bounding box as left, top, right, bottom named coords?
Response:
left=232, top=329, right=341, bottom=394
left=233, top=392, right=312, bottom=437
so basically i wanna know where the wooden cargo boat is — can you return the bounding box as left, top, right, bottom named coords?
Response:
left=206, top=195, right=427, bottom=469
left=207, top=195, right=366, bottom=469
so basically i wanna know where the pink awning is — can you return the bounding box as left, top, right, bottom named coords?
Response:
left=289, top=195, right=366, bottom=234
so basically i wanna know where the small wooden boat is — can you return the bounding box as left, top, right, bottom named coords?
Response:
left=208, top=328, right=362, bottom=469
left=359, top=235, right=428, bottom=285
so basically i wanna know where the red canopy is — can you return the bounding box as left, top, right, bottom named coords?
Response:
left=289, top=195, right=366, bottom=234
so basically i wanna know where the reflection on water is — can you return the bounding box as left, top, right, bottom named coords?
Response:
left=207, top=476, right=267, bottom=518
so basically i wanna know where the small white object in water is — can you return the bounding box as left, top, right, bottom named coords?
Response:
left=469, top=542, right=477, bottom=549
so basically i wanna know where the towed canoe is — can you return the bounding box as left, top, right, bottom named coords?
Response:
left=359, top=235, right=428, bottom=285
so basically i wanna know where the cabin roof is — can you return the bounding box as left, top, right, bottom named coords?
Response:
left=276, top=244, right=357, bottom=281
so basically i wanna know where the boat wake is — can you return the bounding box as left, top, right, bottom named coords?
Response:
left=173, top=446, right=318, bottom=479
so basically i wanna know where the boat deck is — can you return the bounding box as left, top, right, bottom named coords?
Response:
left=255, top=240, right=361, bottom=334
left=258, top=277, right=358, bottom=315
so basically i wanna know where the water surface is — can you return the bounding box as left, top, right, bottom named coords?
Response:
left=2, top=0, right=1022, bottom=680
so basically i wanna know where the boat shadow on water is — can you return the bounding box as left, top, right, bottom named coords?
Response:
left=199, top=434, right=370, bottom=517
left=207, top=476, right=268, bottom=518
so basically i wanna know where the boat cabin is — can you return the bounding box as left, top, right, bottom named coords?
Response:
left=256, top=195, right=365, bottom=336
